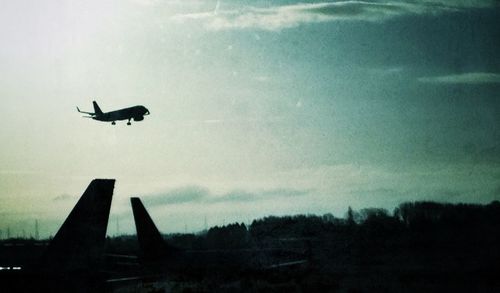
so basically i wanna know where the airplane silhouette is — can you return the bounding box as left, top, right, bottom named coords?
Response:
left=77, top=101, right=150, bottom=125
left=127, top=197, right=309, bottom=272
left=0, top=179, right=115, bottom=291
left=99, top=197, right=310, bottom=290
left=1, top=181, right=307, bottom=291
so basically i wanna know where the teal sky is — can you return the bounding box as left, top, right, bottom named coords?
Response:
left=1, top=0, right=499, bottom=238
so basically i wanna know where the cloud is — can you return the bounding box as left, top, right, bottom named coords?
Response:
left=52, top=193, right=76, bottom=201
left=212, top=188, right=310, bottom=203
left=145, top=186, right=209, bottom=206
left=171, top=1, right=497, bottom=31
left=368, top=66, right=404, bottom=76
left=352, top=186, right=467, bottom=203
left=493, top=185, right=500, bottom=197
left=142, top=186, right=310, bottom=207
left=130, top=0, right=159, bottom=5
left=0, top=170, right=40, bottom=175
left=420, top=0, right=498, bottom=8
left=476, top=143, right=500, bottom=163
left=254, top=75, right=270, bottom=82
left=352, top=187, right=402, bottom=198
left=203, top=119, right=224, bottom=124
left=131, top=0, right=204, bottom=6
left=418, top=72, right=500, bottom=85
left=432, top=189, right=463, bottom=200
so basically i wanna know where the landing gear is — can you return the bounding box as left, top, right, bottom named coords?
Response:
left=127, top=119, right=131, bottom=126
left=111, top=121, right=116, bottom=125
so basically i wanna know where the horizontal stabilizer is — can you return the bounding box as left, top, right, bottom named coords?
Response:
left=76, top=106, right=95, bottom=116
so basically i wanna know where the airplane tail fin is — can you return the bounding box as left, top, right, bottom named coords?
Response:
left=131, top=197, right=178, bottom=262
left=93, top=101, right=103, bottom=116
left=41, top=179, right=115, bottom=273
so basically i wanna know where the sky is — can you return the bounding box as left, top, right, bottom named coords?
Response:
left=0, top=0, right=499, bottom=238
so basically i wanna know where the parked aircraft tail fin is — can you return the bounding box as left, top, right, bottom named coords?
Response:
left=41, top=179, right=115, bottom=273
left=131, top=197, right=178, bottom=262
left=93, top=101, right=103, bottom=116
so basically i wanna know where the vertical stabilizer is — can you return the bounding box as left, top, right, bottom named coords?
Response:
left=131, top=197, right=177, bottom=261
left=42, top=179, right=115, bottom=272
left=92, top=101, right=103, bottom=115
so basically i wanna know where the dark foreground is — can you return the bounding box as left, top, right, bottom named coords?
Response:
left=2, top=201, right=500, bottom=292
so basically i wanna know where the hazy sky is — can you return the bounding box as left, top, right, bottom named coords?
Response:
left=1, top=0, right=499, bottom=238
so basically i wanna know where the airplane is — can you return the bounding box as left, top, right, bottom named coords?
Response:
left=102, top=197, right=310, bottom=291
left=0, top=179, right=116, bottom=292
left=115, top=198, right=309, bottom=281
left=0, top=182, right=309, bottom=291
left=77, top=101, right=150, bottom=125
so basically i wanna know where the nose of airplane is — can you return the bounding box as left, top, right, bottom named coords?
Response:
left=145, top=108, right=150, bottom=115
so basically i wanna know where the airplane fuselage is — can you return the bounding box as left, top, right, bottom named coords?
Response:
left=93, top=106, right=150, bottom=122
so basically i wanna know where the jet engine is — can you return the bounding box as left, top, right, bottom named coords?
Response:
left=133, top=116, right=144, bottom=121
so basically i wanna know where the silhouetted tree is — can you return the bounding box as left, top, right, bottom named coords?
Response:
left=346, top=206, right=356, bottom=226
left=206, top=223, right=249, bottom=249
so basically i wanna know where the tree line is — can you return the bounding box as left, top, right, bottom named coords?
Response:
left=158, top=200, right=500, bottom=252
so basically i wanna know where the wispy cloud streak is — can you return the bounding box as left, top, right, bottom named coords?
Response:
left=52, top=193, right=76, bottom=202
left=171, top=1, right=498, bottom=31
left=418, top=72, right=500, bottom=85
left=145, top=186, right=209, bottom=205
left=142, top=186, right=310, bottom=207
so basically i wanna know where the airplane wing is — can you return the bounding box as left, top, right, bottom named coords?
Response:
left=265, top=259, right=309, bottom=270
